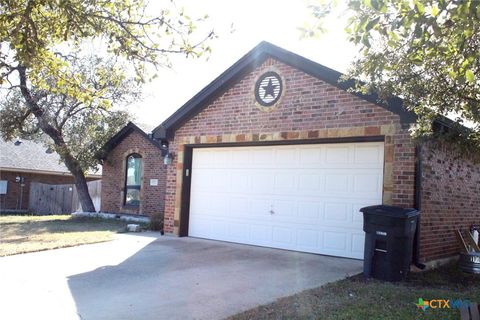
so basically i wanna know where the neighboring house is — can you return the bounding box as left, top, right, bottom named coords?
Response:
left=0, top=138, right=101, bottom=212
left=100, top=42, right=479, bottom=266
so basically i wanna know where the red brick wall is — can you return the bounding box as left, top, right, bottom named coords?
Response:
left=164, top=58, right=417, bottom=234
left=101, top=130, right=166, bottom=216
left=419, top=142, right=480, bottom=262
left=0, top=170, right=98, bottom=211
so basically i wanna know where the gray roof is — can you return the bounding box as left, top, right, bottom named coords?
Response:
left=0, top=138, right=101, bottom=176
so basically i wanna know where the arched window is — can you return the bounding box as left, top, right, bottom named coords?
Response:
left=125, top=153, right=142, bottom=206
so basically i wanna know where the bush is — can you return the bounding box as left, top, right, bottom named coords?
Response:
left=149, top=213, right=164, bottom=234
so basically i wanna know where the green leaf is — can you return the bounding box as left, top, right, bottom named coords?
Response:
left=448, top=70, right=456, bottom=79
left=365, top=17, right=380, bottom=32
left=465, top=69, right=475, bottom=83
left=389, top=31, right=399, bottom=41
left=370, top=0, right=380, bottom=10
left=362, top=35, right=371, bottom=47
left=363, top=0, right=381, bottom=10
left=363, top=0, right=373, bottom=9
left=304, top=0, right=480, bottom=157
left=359, top=16, right=369, bottom=32
left=414, top=0, right=425, bottom=14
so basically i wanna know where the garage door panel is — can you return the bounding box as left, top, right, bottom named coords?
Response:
left=230, top=149, right=250, bottom=165
left=323, top=231, right=347, bottom=251
left=211, top=220, right=228, bottom=237
left=273, top=173, right=296, bottom=191
left=189, top=216, right=214, bottom=237
left=227, top=222, right=250, bottom=240
left=229, top=197, right=250, bottom=216
left=252, top=148, right=274, bottom=165
left=324, top=203, right=349, bottom=222
left=297, top=201, right=322, bottom=219
left=299, top=147, right=323, bottom=164
left=250, top=225, right=272, bottom=243
left=298, top=174, right=322, bottom=191
left=249, top=198, right=270, bottom=217
left=272, top=199, right=295, bottom=217
left=325, top=145, right=351, bottom=163
left=251, top=173, right=274, bottom=192
left=296, top=229, right=318, bottom=247
left=190, top=192, right=228, bottom=216
left=191, top=171, right=232, bottom=191
left=272, top=227, right=295, bottom=245
left=325, top=174, right=350, bottom=192
left=351, top=233, right=366, bottom=255
left=275, top=148, right=297, bottom=165
left=354, top=144, right=383, bottom=163
left=189, top=142, right=384, bottom=259
left=353, top=174, right=382, bottom=193
left=230, top=171, right=250, bottom=192
left=213, top=150, right=231, bottom=167
left=191, top=151, right=212, bottom=168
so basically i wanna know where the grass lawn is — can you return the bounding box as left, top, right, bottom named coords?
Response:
left=0, top=215, right=134, bottom=256
left=229, top=264, right=480, bottom=320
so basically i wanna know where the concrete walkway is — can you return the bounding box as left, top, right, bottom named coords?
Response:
left=0, top=233, right=362, bottom=320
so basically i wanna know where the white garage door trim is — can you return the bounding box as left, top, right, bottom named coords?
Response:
left=188, top=142, right=384, bottom=259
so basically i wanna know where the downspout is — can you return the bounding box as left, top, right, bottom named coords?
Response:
left=413, top=145, right=426, bottom=270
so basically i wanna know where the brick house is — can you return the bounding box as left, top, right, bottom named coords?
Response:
left=100, top=42, right=479, bottom=265
left=100, top=122, right=167, bottom=217
left=0, top=138, right=101, bottom=212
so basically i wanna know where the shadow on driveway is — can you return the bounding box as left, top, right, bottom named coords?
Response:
left=67, top=236, right=362, bottom=320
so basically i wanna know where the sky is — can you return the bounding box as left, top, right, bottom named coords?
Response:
left=131, top=0, right=356, bottom=131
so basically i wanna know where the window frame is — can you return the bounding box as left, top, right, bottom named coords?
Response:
left=124, top=153, right=142, bottom=207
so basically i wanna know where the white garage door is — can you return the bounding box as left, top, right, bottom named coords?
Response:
left=188, top=142, right=384, bottom=259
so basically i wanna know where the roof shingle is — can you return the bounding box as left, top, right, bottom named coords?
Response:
left=0, top=138, right=101, bottom=176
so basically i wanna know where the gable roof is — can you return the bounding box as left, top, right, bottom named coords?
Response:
left=100, top=122, right=167, bottom=159
left=152, top=41, right=416, bottom=140
left=0, top=138, right=101, bottom=177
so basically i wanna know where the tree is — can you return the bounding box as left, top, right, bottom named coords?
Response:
left=0, top=0, right=215, bottom=211
left=305, top=0, right=480, bottom=154
left=0, top=55, right=133, bottom=211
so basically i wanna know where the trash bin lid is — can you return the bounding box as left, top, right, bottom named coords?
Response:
left=359, top=205, right=419, bottom=218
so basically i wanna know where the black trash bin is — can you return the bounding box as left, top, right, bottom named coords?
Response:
left=360, top=205, right=420, bottom=281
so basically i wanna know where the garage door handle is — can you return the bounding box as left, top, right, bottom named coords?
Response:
left=270, top=210, right=275, bottom=215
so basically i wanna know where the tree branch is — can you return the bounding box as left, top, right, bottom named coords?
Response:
left=17, top=65, right=66, bottom=147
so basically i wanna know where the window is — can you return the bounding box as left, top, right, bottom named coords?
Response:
left=124, top=153, right=142, bottom=206
left=0, top=180, right=7, bottom=194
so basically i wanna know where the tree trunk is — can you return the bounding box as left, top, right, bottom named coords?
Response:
left=17, top=66, right=96, bottom=212
left=75, top=177, right=96, bottom=212
left=64, top=156, right=96, bottom=212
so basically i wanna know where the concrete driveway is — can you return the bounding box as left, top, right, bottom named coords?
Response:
left=0, top=233, right=362, bottom=320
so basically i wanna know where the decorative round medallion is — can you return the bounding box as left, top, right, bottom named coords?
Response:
left=254, top=71, right=283, bottom=107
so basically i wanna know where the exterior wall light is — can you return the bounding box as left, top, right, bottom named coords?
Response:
left=164, top=152, right=174, bottom=165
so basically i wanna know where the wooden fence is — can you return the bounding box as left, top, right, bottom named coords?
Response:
left=29, top=180, right=101, bottom=215
left=72, top=180, right=101, bottom=212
